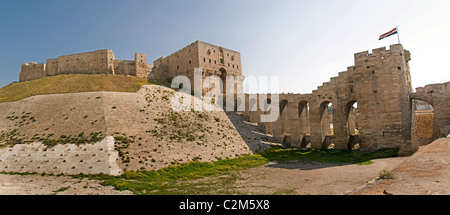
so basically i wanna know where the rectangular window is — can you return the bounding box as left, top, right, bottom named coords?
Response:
left=220, top=59, right=224, bottom=64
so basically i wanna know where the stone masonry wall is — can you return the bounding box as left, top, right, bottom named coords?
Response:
left=0, top=137, right=122, bottom=176
left=135, top=52, right=150, bottom=78
left=56, top=50, right=114, bottom=75
left=19, top=50, right=151, bottom=82
left=113, top=60, right=136, bottom=76
left=197, top=41, right=242, bottom=77
left=151, top=41, right=242, bottom=82
left=19, top=63, right=46, bottom=82
left=242, top=44, right=418, bottom=155
left=46, top=58, right=59, bottom=76
left=411, top=92, right=450, bottom=139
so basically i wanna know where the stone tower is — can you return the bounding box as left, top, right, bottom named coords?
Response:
left=151, top=41, right=243, bottom=98
left=352, top=44, right=414, bottom=152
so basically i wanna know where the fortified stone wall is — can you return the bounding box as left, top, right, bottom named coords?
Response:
left=151, top=41, right=242, bottom=81
left=150, top=40, right=244, bottom=102
left=19, top=50, right=151, bottom=81
left=46, top=58, right=59, bottom=76
left=0, top=137, right=122, bottom=176
left=197, top=41, right=242, bottom=77
left=411, top=92, right=450, bottom=139
left=56, top=50, right=115, bottom=75
left=113, top=60, right=137, bottom=76
left=416, top=82, right=450, bottom=93
left=242, top=44, right=417, bottom=155
left=135, top=53, right=150, bottom=78
left=151, top=42, right=198, bottom=80
left=19, top=63, right=46, bottom=82
left=412, top=82, right=450, bottom=145
left=414, top=82, right=449, bottom=110
left=151, top=57, right=169, bottom=81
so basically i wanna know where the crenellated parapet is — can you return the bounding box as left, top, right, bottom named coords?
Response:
left=19, top=50, right=152, bottom=82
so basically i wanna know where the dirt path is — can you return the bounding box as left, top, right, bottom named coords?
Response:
left=167, top=156, right=405, bottom=195
left=353, top=137, right=450, bottom=195
left=0, top=174, right=132, bottom=195
left=230, top=158, right=405, bottom=195
left=177, top=138, right=450, bottom=195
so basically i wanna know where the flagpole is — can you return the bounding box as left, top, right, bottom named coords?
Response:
left=397, top=26, right=401, bottom=45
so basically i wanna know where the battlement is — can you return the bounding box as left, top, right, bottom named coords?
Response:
left=354, top=44, right=404, bottom=60
left=20, top=50, right=152, bottom=82
left=196, top=40, right=240, bottom=54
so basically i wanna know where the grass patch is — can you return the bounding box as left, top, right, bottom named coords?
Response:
left=51, top=186, right=70, bottom=195
left=76, top=154, right=267, bottom=195
left=0, top=74, right=152, bottom=103
left=378, top=169, right=394, bottom=180
left=74, top=146, right=398, bottom=195
left=259, top=146, right=399, bottom=165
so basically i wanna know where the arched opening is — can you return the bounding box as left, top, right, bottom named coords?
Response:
left=248, top=98, right=257, bottom=112
left=280, top=100, right=289, bottom=116
left=282, top=136, right=291, bottom=145
left=414, top=99, right=435, bottom=145
left=319, top=101, right=334, bottom=149
left=280, top=99, right=290, bottom=146
left=258, top=98, right=273, bottom=135
left=219, top=68, right=227, bottom=108
left=298, top=101, right=312, bottom=149
left=249, top=98, right=257, bottom=111
left=235, top=97, right=243, bottom=113
left=346, top=101, right=361, bottom=150
left=260, top=98, right=271, bottom=115
left=248, top=97, right=258, bottom=123
left=219, top=68, right=227, bottom=79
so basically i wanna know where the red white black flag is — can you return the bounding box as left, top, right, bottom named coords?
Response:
left=379, top=27, right=399, bottom=40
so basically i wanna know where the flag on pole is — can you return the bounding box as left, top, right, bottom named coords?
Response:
left=379, top=27, right=398, bottom=40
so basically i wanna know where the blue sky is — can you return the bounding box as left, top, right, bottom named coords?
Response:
left=1, top=0, right=450, bottom=93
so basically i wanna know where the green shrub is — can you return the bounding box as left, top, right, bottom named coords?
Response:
left=378, top=169, right=394, bottom=180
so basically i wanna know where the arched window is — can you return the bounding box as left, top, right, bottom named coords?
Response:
left=346, top=101, right=360, bottom=150
left=298, top=101, right=312, bottom=149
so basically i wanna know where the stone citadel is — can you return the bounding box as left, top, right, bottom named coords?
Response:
left=20, top=41, right=243, bottom=84
left=20, top=50, right=151, bottom=82
left=18, top=41, right=450, bottom=155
